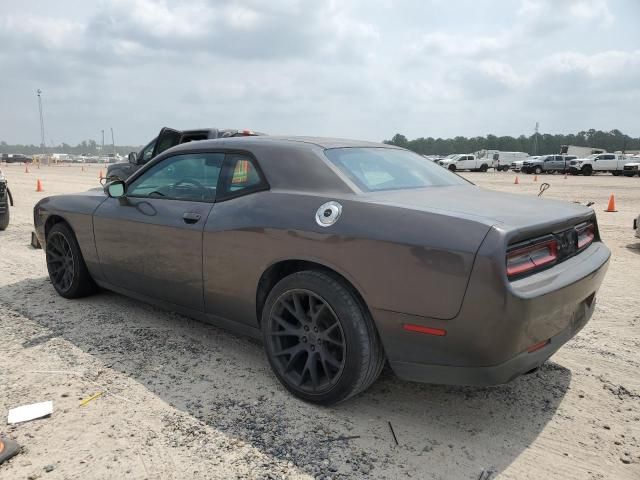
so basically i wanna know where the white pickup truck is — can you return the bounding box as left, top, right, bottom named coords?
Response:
left=567, top=153, right=629, bottom=176
left=438, top=154, right=490, bottom=172
left=623, top=156, right=640, bottom=177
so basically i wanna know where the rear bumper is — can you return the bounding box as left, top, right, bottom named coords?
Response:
left=374, top=239, right=610, bottom=386
left=390, top=297, right=593, bottom=385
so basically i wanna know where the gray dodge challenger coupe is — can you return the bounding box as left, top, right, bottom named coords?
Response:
left=34, top=137, right=610, bottom=405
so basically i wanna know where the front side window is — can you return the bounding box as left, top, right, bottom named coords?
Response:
left=325, top=147, right=468, bottom=192
left=140, top=138, right=157, bottom=163
left=127, top=153, right=224, bottom=202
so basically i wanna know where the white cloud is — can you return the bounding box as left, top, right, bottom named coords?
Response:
left=0, top=0, right=637, bottom=145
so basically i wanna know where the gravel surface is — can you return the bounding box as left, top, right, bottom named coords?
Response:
left=0, top=164, right=638, bottom=479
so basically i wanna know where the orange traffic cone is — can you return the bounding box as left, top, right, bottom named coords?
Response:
left=514, top=176, right=519, bottom=185
left=36, top=179, right=44, bottom=192
left=25, top=164, right=30, bottom=173
left=533, top=175, right=538, bottom=182
left=604, top=194, right=617, bottom=212
left=98, top=169, right=103, bottom=179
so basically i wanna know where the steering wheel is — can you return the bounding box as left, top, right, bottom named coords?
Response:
left=173, top=177, right=207, bottom=193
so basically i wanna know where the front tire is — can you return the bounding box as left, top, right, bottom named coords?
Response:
left=46, top=222, right=97, bottom=298
left=534, top=166, right=543, bottom=175
left=582, top=165, right=593, bottom=176
left=0, top=202, right=9, bottom=231
left=262, top=271, right=384, bottom=405
left=448, top=164, right=456, bottom=172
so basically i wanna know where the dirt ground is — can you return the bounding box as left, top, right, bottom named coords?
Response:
left=0, top=163, right=638, bottom=480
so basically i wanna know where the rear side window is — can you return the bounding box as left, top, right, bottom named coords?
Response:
left=219, top=154, right=268, bottom=199
left=325, top=147, right=468, bottom=192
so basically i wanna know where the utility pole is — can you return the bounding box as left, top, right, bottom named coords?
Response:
left=101, top=130, right=105, bottom=164
left=110, top=127, right=116, bottom=155
left=533, top=121, right=539, bottom=156
left=37, top=89, right=46, bottom=153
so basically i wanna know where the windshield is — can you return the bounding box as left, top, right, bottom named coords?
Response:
left=324, top=147, right=468, bottom=192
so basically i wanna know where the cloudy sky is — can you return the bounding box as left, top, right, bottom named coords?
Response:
left=1, top=0, right=639, bottom=145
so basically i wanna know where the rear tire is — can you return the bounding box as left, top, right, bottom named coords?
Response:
left=261, top=270, right=384, bottom=405
left=0, top=202, right=9, bottom=231
left=479, top=164, right=488, bottom=172
left=46, top=222, right=97, bottom=298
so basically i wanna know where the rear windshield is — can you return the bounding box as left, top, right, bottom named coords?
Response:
left=324, top=147, right=468, bottom=192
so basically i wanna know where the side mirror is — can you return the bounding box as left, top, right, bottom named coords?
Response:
left=106, top=180, right=125, bottom=198
left=128, top=152, right=137, bottom=164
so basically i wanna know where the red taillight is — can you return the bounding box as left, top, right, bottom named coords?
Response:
left=507, top=239, right=558, bottom=278
left=577, top=223, right=594, bottom=249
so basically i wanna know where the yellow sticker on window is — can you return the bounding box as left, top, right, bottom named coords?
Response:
left=232, top=160, right=249, bottom=184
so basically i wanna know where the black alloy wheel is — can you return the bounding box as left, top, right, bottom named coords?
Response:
left=267, top=289, right=346, bottom=394
left=46, top=222, right=97, bottom=298
left=262, top=271, right=385, bottom=405
left=47, top=231, right=75, bottom=293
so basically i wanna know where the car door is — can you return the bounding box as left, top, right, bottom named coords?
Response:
left=202, top=153, right=270, bottom=326
left=93, top=152, right=225, bottom=310
left=594, top=154, right=613, bottom=171
left=552, top=155, right=564, bottom=171
left=151, top=127, right=183, bottom=158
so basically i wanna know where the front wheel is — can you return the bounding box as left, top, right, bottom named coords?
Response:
left=448, top=164, right=456, bottom=172
left=46, top=222, right=97, bottom=298
left=0, top=202, right=9, bottom=231
left=582, top=165, right=593, bottom=176
left=262, top=271, right=384, bottom=405
left=534, top=166, right=543, bottom=175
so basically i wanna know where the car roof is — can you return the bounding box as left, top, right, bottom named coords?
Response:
left=160, top=136, right=403, bottom=195
left=175, top=135, right=396, bottom=150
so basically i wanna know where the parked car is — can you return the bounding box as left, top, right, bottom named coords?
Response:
left=34, top=136, right=610, bottom=405
left=1, top=153, right=32, bottom=164
left=511, top=156, right=537, bottom=172
left=635, top=214, right=640, bottom=239
left=438, top=154, right=490, bottom=172
left=568, top=153, right=628, bottom=176
left=623, top=157, right=640, bottom=177
left=106, top=127, right=264, bottom=182
left=522, top=155, right=577, bottom=174
left=476, top=150, right=528, bottom=171
left=0, top=169, right=13, bottom=230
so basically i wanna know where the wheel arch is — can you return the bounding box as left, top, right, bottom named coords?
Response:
left=255, top=258, right=371, bottom=327
left=44, top=214, right=72, bottom=239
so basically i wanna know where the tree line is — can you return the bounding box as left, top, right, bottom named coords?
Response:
left=3, top=128, right=639, bottom=157
left=384, top=129, right=640, bottom=156
left=0, top=140, right=140, bottom=156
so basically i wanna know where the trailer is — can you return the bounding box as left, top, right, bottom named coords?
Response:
left=560, top=145, right=606, bottom=158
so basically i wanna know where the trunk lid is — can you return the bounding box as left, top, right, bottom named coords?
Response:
left=360, top=185, right=594, bottom=240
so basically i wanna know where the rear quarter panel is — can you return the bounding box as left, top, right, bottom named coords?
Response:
left=202, top=191, right=491, bottom=327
